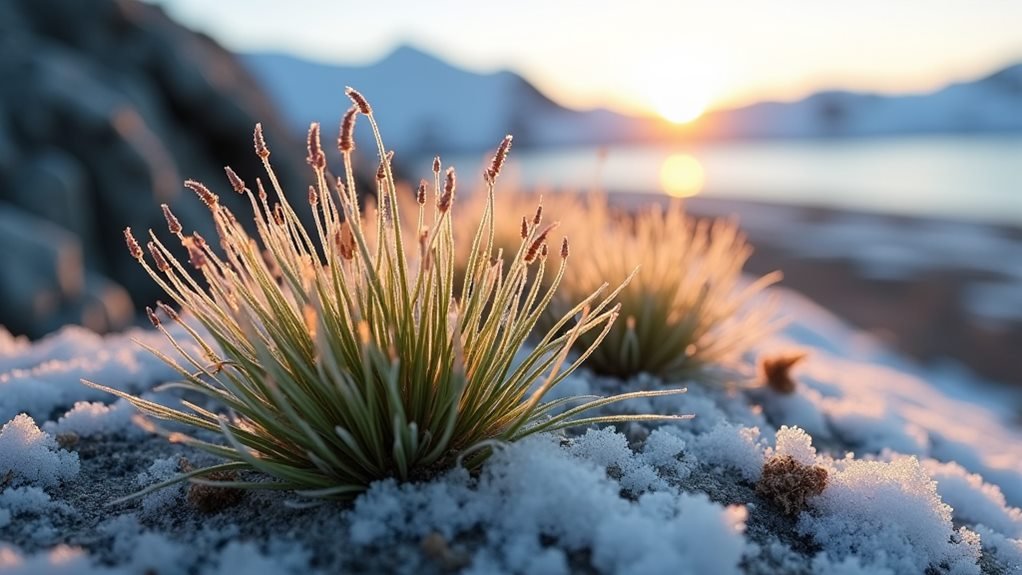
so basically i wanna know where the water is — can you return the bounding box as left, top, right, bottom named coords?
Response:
left=448, top=135, right=1022, bottom=225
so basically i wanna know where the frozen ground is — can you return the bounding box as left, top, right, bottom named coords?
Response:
left=1, top=289, right=1021, bottom=574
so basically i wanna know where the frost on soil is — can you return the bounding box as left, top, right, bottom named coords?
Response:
left=0, top=290, right=1021, bottom=574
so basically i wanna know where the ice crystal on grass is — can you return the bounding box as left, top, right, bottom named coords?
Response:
left=87, top=89, right=686, bottom=500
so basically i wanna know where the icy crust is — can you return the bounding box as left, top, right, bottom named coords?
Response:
left=0, top=324, right=205, bottom=422
left=0, top=289, right=1021, bottom=573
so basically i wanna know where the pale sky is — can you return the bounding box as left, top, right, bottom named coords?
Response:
left=150, top=0, right=1022, bottom=118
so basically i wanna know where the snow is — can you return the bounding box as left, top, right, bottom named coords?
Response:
left=0, top=288, right=1021, bottom=573
left=0, top=414, right=79, bottom=488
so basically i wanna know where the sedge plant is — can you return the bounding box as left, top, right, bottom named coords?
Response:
left=85, top=89, right=688, bottom=501
left=538, top=195, right=782, bottom=383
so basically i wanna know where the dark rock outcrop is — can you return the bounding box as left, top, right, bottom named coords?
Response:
left=0, top=0, right=307, bottom=337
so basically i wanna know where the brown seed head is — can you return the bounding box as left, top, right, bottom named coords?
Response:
left=306, top=122, right=325, bottom=169
left=338, top=106, right=357, bottom=153
left=432, top=156, right=441, bottom=175
left=146, top=306, right=160, bottom=328
left=533, top=202, right=544, bottom=226
left=147, top=242, right=169, bottom=272
left=540, top=243, right=549, bottom=259
left=438, top=167, right=456, bottom=213
left=253, top=123, right=270, bottom=159
left=487, top=134, right=513, bottom=180
left=161, top=204, right=182, bottom=234
left=256, top=178, right=267, bottom=202
left=157, top=301, right=180, bottom=321
left=224, top=166, right=245, bottom=194
left=273, top=203, right=285, bottom=226
left=756, top=454, right=828, bottom=515
left=185, top=180, right=218, bottom=209
left=525, top=223, right=558, bottom=263
left=191, top=232, right=207, bottom=250
left=376, top=160, right=386, bottom=181
left=416, top=180, right=428, bottom=205
left=334, top=223, right=355, bottom=260
left=760, top=351, right=809, bottom=395
left=124, top=227, right=143, bottom=260
left=308, top=186, right=318, bottom=206
left=345, top=86, right=372, bottom=114
left=560, top=237, right=569, bottom=259
left=186, top=241, right=206, bottom=269
left=520, top=216, right=529, bottom=239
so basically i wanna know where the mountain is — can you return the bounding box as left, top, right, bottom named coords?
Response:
left=243, top=46, right=1022, bottom=150
left=241, top=46, right=645, bottom=153
left=700, top=64, right=1022, bottom=139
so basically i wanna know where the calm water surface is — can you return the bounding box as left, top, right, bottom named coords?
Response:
left=447, top=136, right=1022, bottom=225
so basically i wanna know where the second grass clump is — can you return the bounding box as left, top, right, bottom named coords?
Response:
left=87, top=89, right=687, bottom=501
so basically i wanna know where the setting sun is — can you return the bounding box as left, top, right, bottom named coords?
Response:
left=660, top=153, right=705, bottom=198
left=650, top=88, right=710, bottom=124
left=643, top=57, right=718, bottom=124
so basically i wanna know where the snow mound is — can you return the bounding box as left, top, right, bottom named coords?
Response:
left=350, top=433, right=748, bottom=575
left=0, top=414, right=79, bottom=488
left=798, top=452, right=980, bottom=574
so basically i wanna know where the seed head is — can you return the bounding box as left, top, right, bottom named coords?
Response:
left=306, top=122, right=325, bottom=169
left=124, top=227, right=143, bottom=260
left=338, top=106, right=357, bottom=153
left=185, top=180, right=218, bottom=209
left=438, top=167, right=456, bottom=213
left=432, top=156, right=441, bottom=175
left=520, top=216, right=528, bottom=239
left=157, top=301, right=179, bottom=321
left=525, top=223, right=558, bottom=263
left=540, top=243, right=548, bottom=259
left=161, top=204, right=182, bottom=235
left=335, top=223, right=355, bottom=260
left=273, top=204, right=285, bottom=226
left=256, top=179, right=267, bottom=202
left=345, top=87, right=372, bottom=114
left=185, top=239, right=207, bottom=269
left=148, top=242, right=169, bottom=272
left=533, top=201, right=543, bottom=226
left=224, top=166, right=245, bottom=194
left=487, top=134, right=513, bottom=181
left=146, top=306, right=160, bottom=328
left=308, top=186, right=318, bottom=206
left=253, top=123, right=270, bottom=159
left=376, top=160, right=386, bottom=182
left=560, top=237, right=569, bottom=259
left=416, top=180, right=428, bottom=205
left=192, top=232, right=207, bottom=250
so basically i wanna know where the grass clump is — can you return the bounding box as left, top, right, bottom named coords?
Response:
left=538, top=196, right=782, bottom=383
left=85, top=89, right=686, bottom=501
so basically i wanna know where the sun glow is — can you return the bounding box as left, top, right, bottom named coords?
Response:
left=660, top=154, right=705, bottom=198
left=642, top=56, right=719, bottom=124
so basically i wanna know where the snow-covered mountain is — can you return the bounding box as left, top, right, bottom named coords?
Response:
left=701, top=64, right=1022, bottom=139
left=243, top=46, right=1022, bottom=150
left=241, top=46, right=644, bottom=153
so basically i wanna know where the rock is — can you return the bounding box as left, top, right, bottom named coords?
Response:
left=0, top=0, right=308, bottom=337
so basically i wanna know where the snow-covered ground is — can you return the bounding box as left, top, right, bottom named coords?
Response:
left=1, top=289, right=1021, bottom=574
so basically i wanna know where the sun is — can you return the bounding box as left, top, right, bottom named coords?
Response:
left=651, top=89, right=710, bottom=124
left=642, top=59, right=717, bottom=124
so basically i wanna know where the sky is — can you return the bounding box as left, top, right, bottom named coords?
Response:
left=150, top=0, right=1022, bottom=120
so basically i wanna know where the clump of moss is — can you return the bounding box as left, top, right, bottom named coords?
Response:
left=756, top=454, right=828, bottom=515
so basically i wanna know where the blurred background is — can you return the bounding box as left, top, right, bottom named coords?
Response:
left=0, top=0, right=1019, bottom=385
